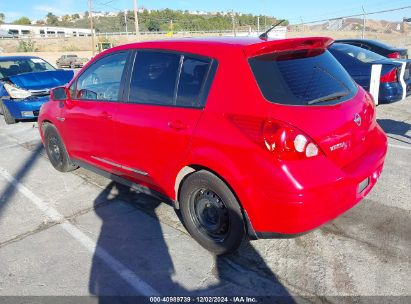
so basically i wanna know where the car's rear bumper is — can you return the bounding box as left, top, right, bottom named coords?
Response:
left=379, top=80, right=411, bottom=103
left=245, top=128, right=387, bottom=237
left=2, top=96, right=49, bottom=119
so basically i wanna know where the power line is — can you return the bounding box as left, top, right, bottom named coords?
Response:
left=294, top=5, right=411, bottom=25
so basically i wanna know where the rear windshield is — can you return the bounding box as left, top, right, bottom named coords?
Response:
left=249, top=49, right=358, bottom=106
left=330, top=43, right=386, bottom=63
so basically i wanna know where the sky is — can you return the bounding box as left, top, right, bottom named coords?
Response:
left=1, top=0, right=410, bottom=24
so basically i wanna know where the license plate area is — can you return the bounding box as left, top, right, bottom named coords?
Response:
left=358, top=177, right=370, bottom=194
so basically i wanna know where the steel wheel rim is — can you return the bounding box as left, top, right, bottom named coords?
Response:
left=189, top=189, right=230, bottom=242
left=48, top=136, right=62, bottom=165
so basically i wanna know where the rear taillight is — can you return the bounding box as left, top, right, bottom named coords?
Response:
left=229, top=116, right=321, bottom=160
left=387, top=52, right=400, bottom=59
left=380, top=68, right=398, bottom=83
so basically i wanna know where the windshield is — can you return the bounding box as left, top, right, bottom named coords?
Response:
left=330, top=43, right=386, bottom=63
left=0, top=57, right=56, bottom=79
left=249, top=49, right=357, bottom=106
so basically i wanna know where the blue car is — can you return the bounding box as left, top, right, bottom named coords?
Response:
left=329, top=43, right=411, bottom=104
left=0, top=56, right=74, bottom=124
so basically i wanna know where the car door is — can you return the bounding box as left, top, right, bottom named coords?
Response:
left=60, top=51, right=129, bottom=171
left=114, top=50, right=214, bottom=196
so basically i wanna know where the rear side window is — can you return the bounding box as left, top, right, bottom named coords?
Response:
left=129, top=52, right=180, bottom=106
left=128, top=51, right=211, bottom=108
left=176, top=56, right=209, bottom=107
left=249, top=49, right=358, bottom=106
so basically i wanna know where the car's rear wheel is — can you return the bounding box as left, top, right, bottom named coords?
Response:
left=180, top=170, right=245, bottom=255
left=43, top=123, right=78, bottom=172
left=0, top=101, right=16, bottom=124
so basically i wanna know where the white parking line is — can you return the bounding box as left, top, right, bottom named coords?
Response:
left=388, top=143, right=411, bottom=150
left=0, top=167, right=160, bottom=296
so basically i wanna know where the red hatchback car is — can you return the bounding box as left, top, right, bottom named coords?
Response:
left=39, top=37, right=387, bottom=254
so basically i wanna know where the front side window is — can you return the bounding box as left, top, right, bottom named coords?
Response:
left=75, top=52, right=127, bottom=101
left=129, top=51, right=211, bottom=108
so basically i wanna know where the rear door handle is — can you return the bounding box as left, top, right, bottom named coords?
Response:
left=168, top=120, right=188, bottom=130
left=99, top=111, right=112, bottom=119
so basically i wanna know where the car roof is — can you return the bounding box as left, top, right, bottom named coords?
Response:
left=101, top=36, right=333, bottom=60
left=335, top=38, right=399, bottom=49
left=0, top=55, right=42, bottom=61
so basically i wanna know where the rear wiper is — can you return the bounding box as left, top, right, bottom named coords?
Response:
left=307, top=91, right=348, bottom=105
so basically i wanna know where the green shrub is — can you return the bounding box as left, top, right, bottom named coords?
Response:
left=17, top=39, right=38, bottom=52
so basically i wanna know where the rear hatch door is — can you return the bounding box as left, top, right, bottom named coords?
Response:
left=248, top=40, right=377, bottom=169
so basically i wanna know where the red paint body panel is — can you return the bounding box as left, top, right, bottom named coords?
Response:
left=39, top=37, right=387, bottom=236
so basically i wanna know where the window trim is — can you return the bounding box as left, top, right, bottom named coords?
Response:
left=71, top=50, right=132, bottom=103
left=125, top=49, right=218, bottom=109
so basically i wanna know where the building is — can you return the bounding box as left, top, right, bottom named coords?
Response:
left=0, top=24, right=92, bottom=38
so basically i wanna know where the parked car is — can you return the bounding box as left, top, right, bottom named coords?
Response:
left=0, top=56, right=74, bottom=124
left=56, top=54, right=85, bottom=69
left=335, top=38, right=408, bottom=59
left=39, top=37, right=387, bottom=254
left=329, top=43, right=411, bottom=103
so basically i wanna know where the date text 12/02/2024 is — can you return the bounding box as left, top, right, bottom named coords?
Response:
left=149, top=297, right=258, bottom=303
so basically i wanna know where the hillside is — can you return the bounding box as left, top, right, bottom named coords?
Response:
left=50, top=9, right=286, bottom=33
left=308, top=18, right=411, bottom=34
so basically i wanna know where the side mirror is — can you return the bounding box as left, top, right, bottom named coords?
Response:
left=51, top=87, right=69, bottom=101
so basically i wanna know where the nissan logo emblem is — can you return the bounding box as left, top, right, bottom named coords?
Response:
left=354, top=113, right=362, bottom=126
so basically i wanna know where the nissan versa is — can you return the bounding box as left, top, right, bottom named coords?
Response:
left=38, top=37, right=387, bottom=254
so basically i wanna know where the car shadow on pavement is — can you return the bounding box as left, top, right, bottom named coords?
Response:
left=89, top=182, right=296, bottom=303
left=0, top=143, right=43, bottom=217
left=377, top=119, right=411, bottom=144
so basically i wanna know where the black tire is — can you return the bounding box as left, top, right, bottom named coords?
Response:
left=43, top=123, right=78, bottom=172
left=0, top=100, right=16, bottom=124
left=180, top=170, right=245, bottom=255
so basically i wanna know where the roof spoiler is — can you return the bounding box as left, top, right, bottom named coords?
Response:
left=244, top=37, right=334, bottom=57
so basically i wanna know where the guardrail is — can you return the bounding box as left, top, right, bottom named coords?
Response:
left=0, top=28, right=289, bottom=39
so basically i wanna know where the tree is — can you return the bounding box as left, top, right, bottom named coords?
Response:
left=72, top=13, right=80, bottom=20
left=61, top=14, right=71, bottom=25
left=46, top=12, right=58, bottom=25
left=0, top=13, right=5, bottom=24
left=147, top=19, right=161, bottom=31
left=12, top=17, right=31, bottom=25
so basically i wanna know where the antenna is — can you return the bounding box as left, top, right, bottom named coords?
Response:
left=259, top=19, right=285, bottom=40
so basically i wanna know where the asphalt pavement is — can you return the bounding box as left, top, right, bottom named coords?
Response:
left=0, top=97, right=410, bottom=303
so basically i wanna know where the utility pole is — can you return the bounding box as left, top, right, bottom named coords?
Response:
left=257, top=16, right=260, bottom=34
left=231, top=11, right=236, bottom=37
left=124, top=9, right=128, bottom=35
left=88, top=0, right=95, bottom=56
left=362, top=6, right=366, bottom=38
left=133, top=0, right=140, bottom=40
left=300, top=16, right=304, bottom=33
